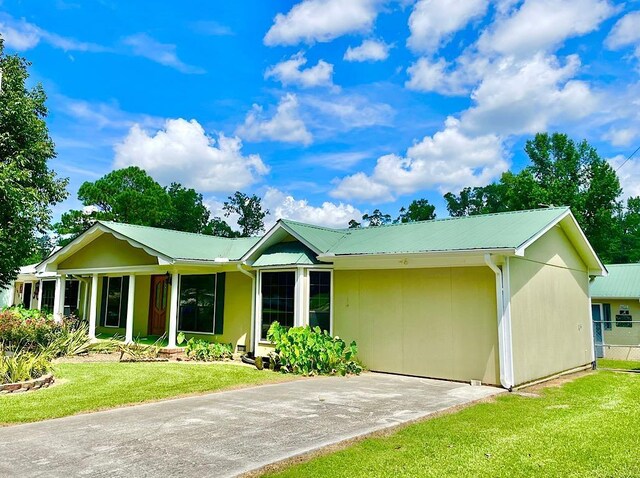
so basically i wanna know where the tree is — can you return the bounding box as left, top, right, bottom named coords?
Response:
left=398, top=199, right=436, bottom=223
left=53, top=167, right=221, bottom=242
left=362, top=209, right=392, bottom=227
left=202, top=217, right=240, bottom=238
left=0, top=39, right=68, bottom=288
left=348, top=219, right=361, bottom=229
left=443, top=132, right=623, bottom=262
left=223, top=191, right=269, bottom=237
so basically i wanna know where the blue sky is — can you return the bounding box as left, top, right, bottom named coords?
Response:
left=2, top=0, right=640, bottom=228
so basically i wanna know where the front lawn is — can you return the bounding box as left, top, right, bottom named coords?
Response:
left=265, top=371, right=640, bottom=477
left=0, top=362, right=290, bottom=425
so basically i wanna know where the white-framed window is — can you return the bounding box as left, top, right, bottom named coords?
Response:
left=178, top=274, right=217, bottom=334
left=308, top=269, right=332, bottom=334
left=257, top=268, right=333, bottom=342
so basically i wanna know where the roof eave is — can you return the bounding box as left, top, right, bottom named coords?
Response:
left=316, top=248, right=517, bottom=261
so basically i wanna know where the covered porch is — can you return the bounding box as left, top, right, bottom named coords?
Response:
left=36, top=221, right=257, bottom=352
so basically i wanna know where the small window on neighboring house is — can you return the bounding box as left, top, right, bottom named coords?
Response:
left=179, top=274, right=216, bottom=334
left=41, top=281, right=56, bottom=312
left=309, top=271, right=331, bottom=333
left=261, top=271, right=295, bottom=340
left=603, top=303, right=612, bottom=330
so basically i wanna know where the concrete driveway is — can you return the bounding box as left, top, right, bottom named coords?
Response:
left=0, top=373, right=502, bottom=477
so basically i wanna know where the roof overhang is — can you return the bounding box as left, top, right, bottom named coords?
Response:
left=36, top=222, right=175, bottom=273
left=514, top=209, right=607, bottom=277
left=240, top=220, right=323, bottom=266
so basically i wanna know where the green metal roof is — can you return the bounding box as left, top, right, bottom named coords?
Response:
left=590, top=264, right=640, bottom=298
left=252, top=241, right=319, bottom=267
left=99, top=221, right=259, bottom=262
left=280, top=220, right=346, bottom=252
left=277, top=207, right=571, bottom=256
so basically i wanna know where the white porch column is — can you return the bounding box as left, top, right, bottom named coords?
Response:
left=88, top=273, right=99, bottom=340
left=37, top=280, right=43, bottom=310
left=125, top=275, right=136, bottom=343
left=167, top=273, right=179, bottom=348
left=53, top=274, right=66, bottom=323
left=7, top=283, right=15, bottom=307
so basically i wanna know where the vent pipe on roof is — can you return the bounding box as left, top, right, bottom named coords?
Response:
left=484, top=254, right=515, bottom=390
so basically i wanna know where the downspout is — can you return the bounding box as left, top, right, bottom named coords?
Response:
left=484, top=254, right=515, bottom=390
left=237, top=263, right=256, bottom=354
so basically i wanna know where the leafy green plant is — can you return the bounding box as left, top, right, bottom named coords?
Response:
left=267, top=322, right=362, bottom=376
left=184, top=338, right=233, bottom=361
left=0, top=345, right=52, bottom=384
left=116, top=335, right=166, bottom=361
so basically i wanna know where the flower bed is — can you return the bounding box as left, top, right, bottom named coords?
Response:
left=0, top=373, right=54, bottom=394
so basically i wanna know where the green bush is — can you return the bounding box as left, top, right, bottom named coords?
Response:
left=180, top=334, right=233, bottom=361
left=267, top=322, right=362, bottom=376
left=0, top=307, right=91, bottom=357
left=0, top=345, right=52, bottom=384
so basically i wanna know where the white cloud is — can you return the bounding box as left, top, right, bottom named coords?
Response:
left=332, top=117, right=507, bottom=202
left=236, top=94, right=313, bottom=145
left=265, top=52, right=334, bottom=88
left=604, top=127, right=639, bottom=147
left=263, top=188, right=362, bottom=229
left=114, top=118, right=269, bottom=192
left=609, top=155, right=640, bottom=199
left=606, top=11, right=640, bottom=57
left=407, top=0, right=488, bottom=53
left=302, top=93, right=394, bottom=130
left=405, top=57, right=468, bottom=95
left=264, top=0, right=381, bottom=46
left=477, top=0, right=616, bottom=57
left=460, top=54, right=597, bottom=136
left=0, top=13, right=105, bottom=52
left=304, top=151, right=371, bottom=170
left=122, top=33, right=204, bottom=74
left=344, top=39, right=391, bottom=62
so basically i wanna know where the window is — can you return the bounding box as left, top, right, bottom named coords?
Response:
left=64, top=280, right=80, bottom=315
left=179, top=274, right=216, bottom=334
left=41, top=281, right=56, bottom=312
left=309, top=271, right=331, bottom=332
left=261, top=271, right=295, bottom=340
left=603, top=303, right=612, bottom=330
left=104, top=277, right=123, bottom=327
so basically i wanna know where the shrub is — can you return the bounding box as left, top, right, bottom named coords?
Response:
left=0, top=307, right=91, bottom=357
left=0, top=307, right=58, bottom=351
left=267, top=322, right=362, bottom=376
left=0, top=345, right=52, bottom=384
left=181, top=335, right=233, bottom=361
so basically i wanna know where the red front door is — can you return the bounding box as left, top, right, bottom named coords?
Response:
left=148, top=275, right=169, bottom=336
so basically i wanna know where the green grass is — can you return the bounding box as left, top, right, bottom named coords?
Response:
left=266, top=372, right=640, bottom=478
left=0, top=362, right=290, bottom=425
left=597, top=358, right=640, bottom=371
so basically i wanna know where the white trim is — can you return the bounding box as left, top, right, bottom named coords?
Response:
left=307, top=269, right=333, bottom=335
left=484, top=254, right=515, bottom=390
left=240, top=222, right=287, bottom=263
left=89, top=273, right=98, bottom=339
left=515, top=210, right=607, bottom=276
left=176, top=273, right=218, bottom=335
left=237, top=263, right=257, bottom=353
left=279, top=223, right=323, bottom=255
left=37, top=279, right=43, bottom=310
left=58, top=265, right=170, bottom=275
left=125, top=275, right=136, bottom=343
left=316, top=248, right=517, bottom=262
left=167, top=272, right=179, bottom=348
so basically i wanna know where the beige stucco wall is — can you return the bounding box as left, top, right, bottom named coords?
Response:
left=509, top=225, right=592, bottom=386
left=333, top=266, right=500, bottom=385
left=58, top=233, right=158, bottom=270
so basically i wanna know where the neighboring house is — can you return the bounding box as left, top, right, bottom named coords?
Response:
left=29, top=206, right=603, bottom=389
left=590, top=264, right=640, bottom=361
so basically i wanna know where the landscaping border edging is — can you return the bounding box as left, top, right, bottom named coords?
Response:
left=0, top=373, right=54, bottom=394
